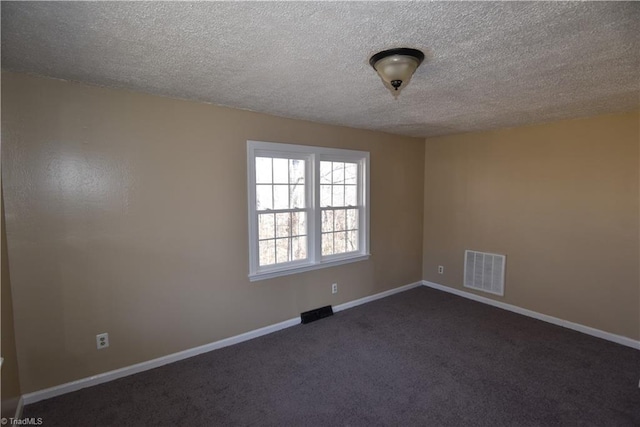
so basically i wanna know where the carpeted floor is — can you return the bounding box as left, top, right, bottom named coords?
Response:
left=24, top=287, right=640, bottom=426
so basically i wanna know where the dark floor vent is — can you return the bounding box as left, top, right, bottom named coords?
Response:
left=301, top=306, right=333, bottom=324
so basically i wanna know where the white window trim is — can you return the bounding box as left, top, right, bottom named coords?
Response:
left=247, top=140, right=370, bottom=282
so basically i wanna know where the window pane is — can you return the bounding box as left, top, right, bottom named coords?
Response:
left=258, top=213, right=275, bottom=240
left=344, top=163, right=357, bottom=185
left=332, top=162, right=344, bottom=184
left=275, top=238, right=290, bottom=263
left=334, top=209, right=346, bottom=231
left=320, top=161, right=332, bottom=184
left=290, top=184, right=305, bottom=209
left=273, top=185, right=289, bottom=209
left=346, top=230, right=358, bottom=252
left=276, top=213, right=290, bottom=238
left=291, top=236, right=307, bottom=260
left=322, top=210, right=334, bottom=232
left=332, top=185, right=344, bottom=207
left=273, top=158, right=289, bottom=184
left=346, top=209, right=358, bottom=230
left=320, top=185, right=332, bottom=207
left=322, top=233, right=334, bottom=256
left=345, top=185, right=357, bottom=206
left=289, top=159, right=304, bottom=184
left=291, top=211, right=306, bottom=236
left=256, top=185, right=273, bottom=210
left=334, top=232, right=346, bottom=253
left=256, top=157, right=272, bottom=184
left=259, top=240, right=275, bottom=266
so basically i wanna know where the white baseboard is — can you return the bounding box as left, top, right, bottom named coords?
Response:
left=22, top=316, right=299, bottom=405
left=23, top=280, right=422, bottom=405
left=422, top=280, right=640, bottom=350
left=334, top=281, right=423, bottom=312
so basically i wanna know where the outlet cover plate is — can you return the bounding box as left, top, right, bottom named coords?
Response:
left=96, top=333, right=109, bottom=350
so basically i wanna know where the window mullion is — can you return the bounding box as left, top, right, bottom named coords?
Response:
left=313, top=154, right=322, bottom=264
left=257, top=207, right=305, bottom=215
left=359, top=159, right=367, bottom=254
left=287, top=160, right=292, bottom=262
left=271, top=158, right=275, bottom=214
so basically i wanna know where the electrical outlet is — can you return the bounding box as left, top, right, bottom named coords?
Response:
left=438, top=265, right=444, bottom=274
left=332, top=283, right=338, bottom=294
left=96, top=333, right=109, bottom=350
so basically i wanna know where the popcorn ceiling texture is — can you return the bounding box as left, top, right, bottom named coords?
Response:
left=2, top=2, right=638, bottom=137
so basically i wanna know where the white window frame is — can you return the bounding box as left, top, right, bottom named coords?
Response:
left=247, top=140, right=370, bottom=281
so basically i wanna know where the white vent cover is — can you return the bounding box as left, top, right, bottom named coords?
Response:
left=464, top=250, right=505, bottom=296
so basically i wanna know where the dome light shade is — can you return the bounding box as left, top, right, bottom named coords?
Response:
left=369, top=48, right=425, bottom=92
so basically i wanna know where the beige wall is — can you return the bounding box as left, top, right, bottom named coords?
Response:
left=2, top=189, right=22, bottom=417
left=423, top=111, right=640, bottom=340
left=1, top=72, right=425, bottom=393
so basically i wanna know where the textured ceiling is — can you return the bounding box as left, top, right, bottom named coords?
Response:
left=2, top=2, right=639, bottom=137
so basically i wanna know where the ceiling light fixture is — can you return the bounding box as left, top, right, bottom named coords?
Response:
left=369, top=48, right=425, bottom=92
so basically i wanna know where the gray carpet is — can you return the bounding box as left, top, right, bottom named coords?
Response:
left=24, top=287, right=640, bottom=426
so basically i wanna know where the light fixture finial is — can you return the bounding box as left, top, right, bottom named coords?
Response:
left=369, top=48, right=424, bottom=93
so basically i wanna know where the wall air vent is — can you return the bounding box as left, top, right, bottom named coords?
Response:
left=301, top=306, right=334, bottom=324
left=464, top=250, right=505, bottom=296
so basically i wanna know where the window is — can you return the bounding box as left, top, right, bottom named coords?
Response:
left=247, top=140, right=369, bottom=281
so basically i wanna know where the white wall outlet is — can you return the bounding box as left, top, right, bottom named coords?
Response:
left=438, top=265, right=444, bottom=274
left=332, top=283, right=338, bottom=294
left=96, top=333, right=109, bottom=350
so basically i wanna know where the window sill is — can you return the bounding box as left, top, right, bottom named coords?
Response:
left=249, top=254, right=370, bottom=282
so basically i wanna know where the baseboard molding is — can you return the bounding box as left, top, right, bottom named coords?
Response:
left=422, top=280, right=640, bottom=350
left=334, top=281, right=423, bottom=312
left=22, top=316, right=299, bottom=405
left=23, top=280, right=421, bottom=405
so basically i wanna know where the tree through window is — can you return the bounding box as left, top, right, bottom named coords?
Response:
left=247, top=141, right=370, bottom=281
